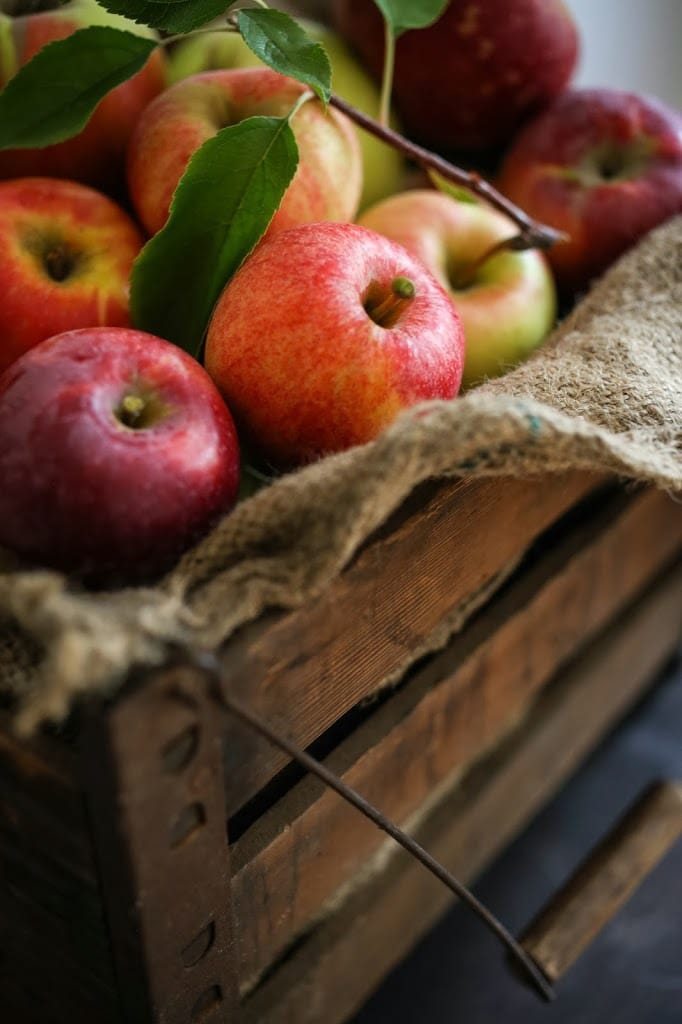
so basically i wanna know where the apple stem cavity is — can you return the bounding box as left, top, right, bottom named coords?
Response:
left=365, top=276, right=416, bottom=328
left=328, top=94, right=567, bottom=253
left=44, top=246, right=73, bottom=283
left=453, top=235, right=521, bottom=289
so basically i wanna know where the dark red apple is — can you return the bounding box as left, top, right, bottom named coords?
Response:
left=498, top=88, right=682, bottom=293
left=333, top=0, right=579, bottom=152
left=0, top=328, right=240, bottom=576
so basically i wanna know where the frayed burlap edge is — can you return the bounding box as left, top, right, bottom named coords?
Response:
left=2, top=216, right=681, bottom=733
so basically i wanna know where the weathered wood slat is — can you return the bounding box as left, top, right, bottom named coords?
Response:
left=521, top=780, right=682, bottom=983
left=82, top=669, right=239, bottom=1024
left=231, top=488, right=682, bottom=988
left=242, top=559, right=682, bottom=1024
left=221, top=472, right=600, bottom=814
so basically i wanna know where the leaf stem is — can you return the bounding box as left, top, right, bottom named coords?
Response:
left=328, top=93, right=567, bottom=253
left=378, top=18, right=395, bottom=129
left=158, top=25, right=239, bottom=50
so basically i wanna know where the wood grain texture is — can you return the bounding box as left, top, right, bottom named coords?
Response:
left=241, top=560, right=682, bottom=1024
left=521, top=780, right=682, bottom=983
left=231, top=489, right=682, bottom=989
left=221, top=472, right=600, bottom=815
left=82, top=669, right=239, bottom=1024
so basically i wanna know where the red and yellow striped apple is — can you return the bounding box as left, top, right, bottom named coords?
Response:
left=127, top=67, right=363, bottom=238
left=166, top=20, right=404, bottom=211
left=0, top=177, right=144, bottom=376
left=205, top=221, right=465, bottom=466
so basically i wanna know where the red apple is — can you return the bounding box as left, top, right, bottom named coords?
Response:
left=127, top=67, right=363, bottom=237
left=359, top=190, right=556, bottom=387
left=165, top=19, right=405, bottom=212
left=0, top=327, right=240, bottom=576
left=204, top=221, right=465, bottom=466
left=333, top=0, right=579, bottom=152
left=0, top=177, right=144, bottom=376
left=498, top=88, right=682, bottom=293
left=0, top=0, right=166, bottom=191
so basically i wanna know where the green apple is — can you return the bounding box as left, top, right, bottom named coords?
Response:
left=359, top=190, right=557, bottom=388
left=167, top=21, right=404, bottom=210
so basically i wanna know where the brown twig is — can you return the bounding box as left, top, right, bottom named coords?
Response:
left=192, top=651, right=556, bottom=1004
left=329, top=93, right=566, bottom=253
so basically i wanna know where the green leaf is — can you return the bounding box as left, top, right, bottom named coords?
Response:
left=130, top=115, right=299, bottom=355
left=0, top=27, right=156, bottom=150
left=237, top=8, right=331, bottom=104
left=373, top=0, right=449, bottom=37
left=95, top=0, right=230, bottom=35
left=96, top=0, right=227, bottom=36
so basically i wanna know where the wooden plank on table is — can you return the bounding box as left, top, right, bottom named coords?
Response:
left=521, top=780, right=682, bottom=984
left=221, top=472, right=600, bottom=814
left=242, top=559, right=682, bottom=1024
left=230, top=488, right=682, bottom=989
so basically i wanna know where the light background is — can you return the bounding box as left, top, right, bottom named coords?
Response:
left=565, top=0, right=681, bottom=106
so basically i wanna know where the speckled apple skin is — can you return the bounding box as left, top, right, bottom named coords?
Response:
left=0, top=178, right=144, bottom=375
left=0, top=10, right=166, bottom=191
left=498, top=89, right=682, bottom=294
left=0, top=328, right=240, bottom=575
left=127, top=67, right=363, bottom=237
left=205, top=222, right=464, bottom=466
left=359, top=190, right=556, bottom=387
left=333, top=0, right=578, bottom=152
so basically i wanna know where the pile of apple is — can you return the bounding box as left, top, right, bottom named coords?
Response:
left=0, top=0, right=680, bottom=579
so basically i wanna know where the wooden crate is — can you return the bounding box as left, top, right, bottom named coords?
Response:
left=1, top=474, right=680, bottom=1023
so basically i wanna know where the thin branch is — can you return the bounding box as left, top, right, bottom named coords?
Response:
left=192, top=652, right=556, bottom=1004
left=329, top=93, right=567, bottom=253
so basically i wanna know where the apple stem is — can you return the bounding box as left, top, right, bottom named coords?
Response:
left=366, top=276, right=416, bottom=326
left=328, top=93, right=567, bottom=253
left=159, top=23, right=240, bottom=49
left=454, top=235, right=521, bottom=289
left=119, top=394, right=146, bottom=428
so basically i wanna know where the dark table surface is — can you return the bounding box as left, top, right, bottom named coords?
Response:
left=352, top=654, right=682, bottom=1024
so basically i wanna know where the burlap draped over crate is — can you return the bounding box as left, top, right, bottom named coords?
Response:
left=1, top=217, right=681, bottom=733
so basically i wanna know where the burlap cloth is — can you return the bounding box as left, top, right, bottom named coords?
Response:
left=1, top=217, right=680, bottom=733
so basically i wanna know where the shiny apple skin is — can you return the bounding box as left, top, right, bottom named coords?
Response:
left=0, top=178, right=144, bottom=376
left=0, top=328, right=240, bottom=576
left=0, top=6, right=166, bottom=191
left=498, top=88, right=682, bottom=294
left=205, top=222, right=464, bottom=467
left=333, top=0, right=578, bottom=152
left=127, top=67, right=362, bottom=237
left=359, top=190, right=556, bottom=387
